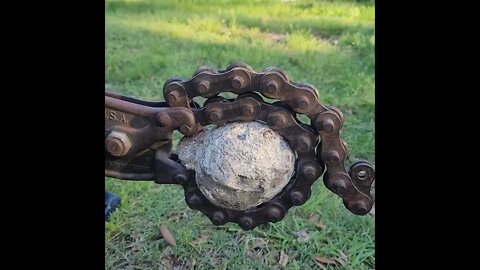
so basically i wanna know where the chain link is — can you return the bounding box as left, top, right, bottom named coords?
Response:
left=163, top=63, right=375, bottom=229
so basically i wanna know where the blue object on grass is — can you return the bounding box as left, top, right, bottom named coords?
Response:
left=105, top=191, right=120, bottom=221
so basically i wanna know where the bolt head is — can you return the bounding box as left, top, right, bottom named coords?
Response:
left=105, top=131, right=132, bottom=157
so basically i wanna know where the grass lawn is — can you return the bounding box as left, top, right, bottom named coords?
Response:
left=105, top=0, right=375, bottom=269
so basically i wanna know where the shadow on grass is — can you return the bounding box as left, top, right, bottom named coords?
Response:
left=106, top=22, right=373, bottom=107
left=106, top=0, right=169, bottom=14
left=233, top=15, right=374, bottom=38
left=106, top=12, right=374, bottom=158
left=106, top=0, right=374, bottom=38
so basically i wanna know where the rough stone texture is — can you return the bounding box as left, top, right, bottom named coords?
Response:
left=178, top=121, right=296, bottom=210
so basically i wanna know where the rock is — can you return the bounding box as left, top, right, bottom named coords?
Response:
left=178, top=121, right=296, bottom=210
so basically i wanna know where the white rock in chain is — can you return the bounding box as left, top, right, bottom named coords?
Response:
left=178, top=121, right=296, bottom=210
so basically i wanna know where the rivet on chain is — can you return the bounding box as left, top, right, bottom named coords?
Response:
left=353, top=201, right=368, bottom=214
left=187, top=193, right=202, bottom=206
left=212, top=211, right=227, bottom=225
left=332, top=179, right=347, bottom=195
left=206, top=108, right=222, bottom=122
left=275, top=116, right=285, bottom=127
left=197, top=80, right=210, bottom=94
left=357, top=170, right=368, bottom=181
left=297, top=136, right=311, bottom=152
left=167, top=90, right=181, bottom=104
left=268, top=113, right=286, bottom=128
left=232, top=76, right=246, bottom=89
left=241, top=104, right=254, bottom=117
left=324, top=150, right=340, bottom=163
left=302, top=164, right=317, bottom=180
left=239, top=216, right=254, bottom=230
left=174, top=173, right=187, bottom=184
left=265, top=80, right=279, bottom=94
left=297, top=97, right=309, bottom=110
left=322, top=119, right=335, bottom=133
left=290, top=191, right=305, bottom=206
left=267, top=206, right=284, bottom=222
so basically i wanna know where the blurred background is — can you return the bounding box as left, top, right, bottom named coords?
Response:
left=105, top=0, right=375, bottom=269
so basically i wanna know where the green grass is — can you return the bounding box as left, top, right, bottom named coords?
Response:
left=105, top=0, right=375, bottom=269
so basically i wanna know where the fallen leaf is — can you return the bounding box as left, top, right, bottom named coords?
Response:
left=314, top=256, right=338, bottom=265
left=315, top=222, right=326, bottom=230
left=295, top=230, right=309, bottom=242
left=337, top=249, right=349, bottom=264
left=308, top=213, right=320, bottom=223
left=313, top=260, right=327, bottom=270
left=278, top=250, right=288, bottom=267
left=160, top=224, right=176, bottom=246
left=191, top=234, right=209, bottom=245
left=335, top=257, right=347, bottom=267
left=251, top=238, right=268, bottom=249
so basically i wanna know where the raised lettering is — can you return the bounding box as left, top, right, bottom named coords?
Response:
left=109, top=111, right=117, bottom=121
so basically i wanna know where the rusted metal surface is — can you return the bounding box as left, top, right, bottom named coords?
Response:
left=105, top=94, right=196, bottom=181
left=105, top=63, right=375, bottom=230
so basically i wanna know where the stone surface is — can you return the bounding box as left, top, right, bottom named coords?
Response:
left=178, top=121, right=296, bottom=210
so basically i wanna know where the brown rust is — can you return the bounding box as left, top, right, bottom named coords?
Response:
left=105, top=63, right=375, bottom=230
left=105, top=93, right=196, bottom=180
